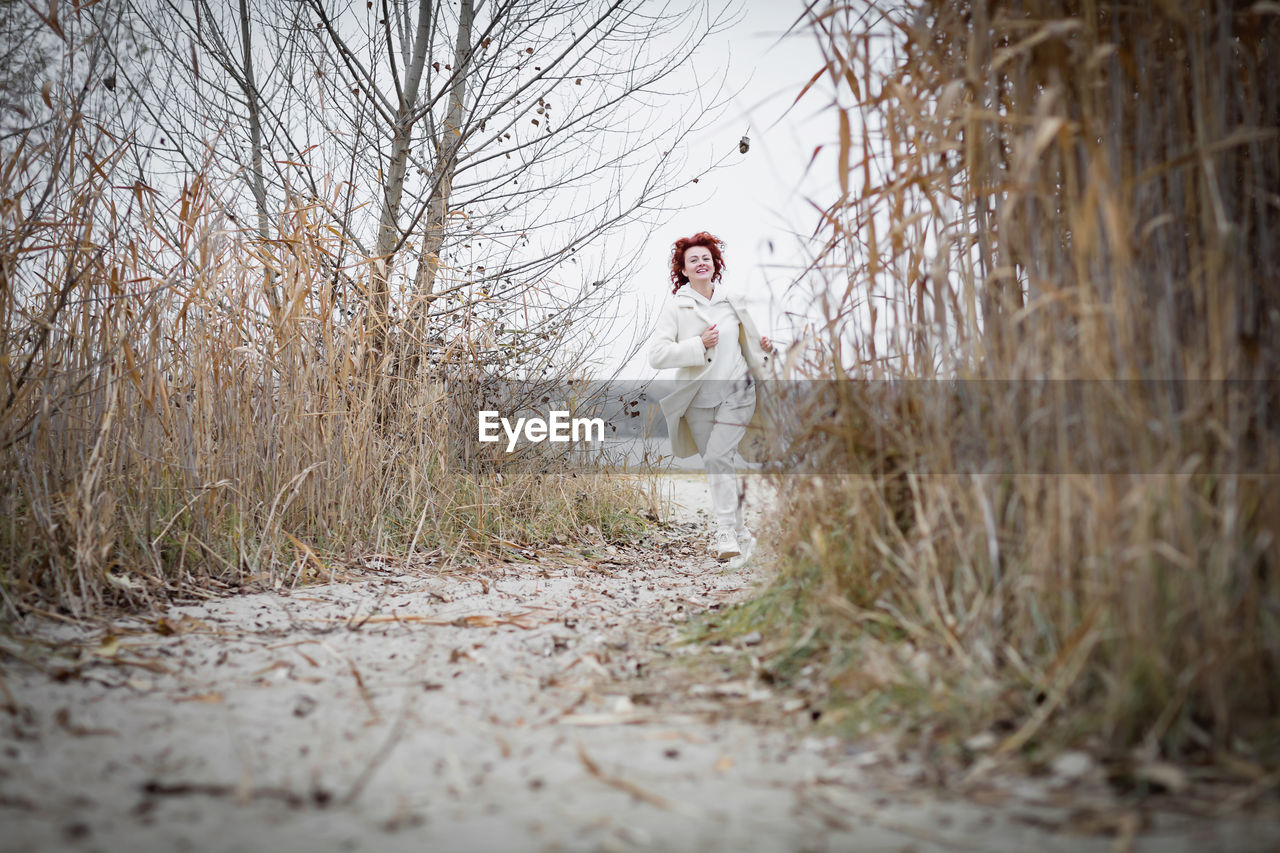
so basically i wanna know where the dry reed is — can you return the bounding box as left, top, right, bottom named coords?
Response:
left=0, top=112, right=648, bottom=619
left=758, top=0, right=1280, bottom=767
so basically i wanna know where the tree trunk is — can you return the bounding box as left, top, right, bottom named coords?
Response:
left=369, top=0, right=433, bottom=355
left=412, top=0, right=473, bottom=311
left=236, top=0, right=279, bottom=316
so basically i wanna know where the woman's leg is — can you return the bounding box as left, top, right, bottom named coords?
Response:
left=683, top=406, right=735, bottom=534
left=712, top=386, right=756, bottom=535
left=684, top=386, right=755, bottom=535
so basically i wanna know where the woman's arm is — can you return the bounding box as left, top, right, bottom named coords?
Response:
left=731, top=299, right=774, bottom=374
left=649, top=303, right=711, bottom=370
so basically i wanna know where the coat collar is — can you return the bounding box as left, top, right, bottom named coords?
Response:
left=674, top=286, right=736, bottom=309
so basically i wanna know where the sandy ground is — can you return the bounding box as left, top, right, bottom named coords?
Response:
left=1, top=472, right=1277, bottom=853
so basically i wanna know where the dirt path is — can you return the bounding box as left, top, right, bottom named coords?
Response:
left=1, top=473, right=1276, bottom=852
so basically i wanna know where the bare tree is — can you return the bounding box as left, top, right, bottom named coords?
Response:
left=114, top=0, right=737, bottom=376
left=235, top=0, right=281, bottom=314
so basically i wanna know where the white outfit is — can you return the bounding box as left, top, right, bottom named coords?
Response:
left=648, top=286, right=773, bottom=461
left=648, top=285, right=772, bottom=535
left=686, top=287, right=748, bottom=407
left=684, top=385, right=755, bottom=533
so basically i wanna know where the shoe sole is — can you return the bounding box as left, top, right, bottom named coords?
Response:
left=715, top=548, right=740, bottom=561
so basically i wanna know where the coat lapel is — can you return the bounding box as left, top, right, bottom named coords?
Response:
left=674, top=290, right=713, bottom=327
left=659, top=289, right=776, bottom=461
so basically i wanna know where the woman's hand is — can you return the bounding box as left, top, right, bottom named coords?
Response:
left=760, top=335, right=775, bottom=354
left=700, top=324, right=719, bottom=349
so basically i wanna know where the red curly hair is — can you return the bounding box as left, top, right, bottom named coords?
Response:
left=669, top=232, right=726, bottom=294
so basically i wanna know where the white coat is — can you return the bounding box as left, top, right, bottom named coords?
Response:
left=648, top=287, right=774, bottom=460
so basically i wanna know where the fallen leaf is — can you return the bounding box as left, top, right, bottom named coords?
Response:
left=1134, top=761, right=1189, bottom=794
left=106, top=571, right=145, bottom=593
left=173, top=692, right=224, bottom=704
left=54, top=708, right=118, bottom=737
left=252, top=661, right=291, bottom=678
left=561, top=713, right=645, bottom=727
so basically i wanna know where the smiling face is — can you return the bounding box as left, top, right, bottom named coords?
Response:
left=668, top=232, right=725, bottom=294
left=682, top=245, right=716, bottom=286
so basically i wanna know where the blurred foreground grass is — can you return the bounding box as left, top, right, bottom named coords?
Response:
left=722, top=0, right=1280, bottom=773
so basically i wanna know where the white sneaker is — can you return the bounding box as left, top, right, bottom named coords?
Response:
left=713, top=529, right=741, bottom=560
left=735, top=526, right=756, bottom=557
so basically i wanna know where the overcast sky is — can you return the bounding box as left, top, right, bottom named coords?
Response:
left=604, top=0, right=835, bottom=378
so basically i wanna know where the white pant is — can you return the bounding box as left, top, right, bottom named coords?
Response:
left=684, top=383, right=756, bottom=534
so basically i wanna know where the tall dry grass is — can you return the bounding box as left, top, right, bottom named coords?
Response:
left=0, top=114, right=649, bottom=619
left=759, top=1, right=1280, bottom=765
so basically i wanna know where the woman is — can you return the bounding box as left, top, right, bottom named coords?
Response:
left=649, top=232, right=774, bottom=560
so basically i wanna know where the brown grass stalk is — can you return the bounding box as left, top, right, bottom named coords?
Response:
left=755, top=0, right=1280, bottom=767
left=0, top=114, right=646, bottom=619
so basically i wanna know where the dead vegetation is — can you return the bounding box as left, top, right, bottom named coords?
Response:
left=0, top=107, right=653, bottom=621
left=1, top=0, right=735, bottom=620
left=745, top=0, right=1280, bottom=780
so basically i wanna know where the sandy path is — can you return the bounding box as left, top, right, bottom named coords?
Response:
left=1, top=473, right=1276, bottom=852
